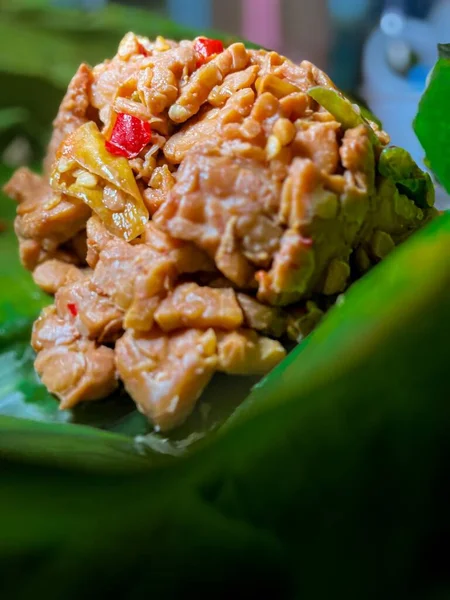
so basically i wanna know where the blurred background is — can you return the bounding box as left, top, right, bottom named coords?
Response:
left=0, top=0, right=448, bottom=182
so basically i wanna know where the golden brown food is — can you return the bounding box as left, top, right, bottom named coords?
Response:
left=4, top=167, right=90, bottom=270
left=115, top=327, right=218, bottom=431
left=216, top=329, right=286, bottom=375
left=32, top=260, right=85, bottom=295
left=3, top=32, right=435, bottom=431
left=44, top=63, right=94, bottom=174
left=32, top=306, right=118, bottom=410
left=153, top=282, right=244, bottom=331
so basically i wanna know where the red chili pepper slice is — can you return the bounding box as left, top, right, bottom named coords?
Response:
left=67, top=303, right=78, bottom=317
left=105, top=113, right=151, bottom=159
left=194, top=37, right=224, bottom=67
left=136, top=42, right=148, bottom=56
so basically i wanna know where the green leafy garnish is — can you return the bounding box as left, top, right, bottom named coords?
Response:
left=378, top=146, right=435, bottom=208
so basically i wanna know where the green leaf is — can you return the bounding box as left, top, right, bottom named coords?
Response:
left=0, top=414, right=163, bottom=473
left=414, top=51, right=450, bottom=194
left=378, top=146, right=419, bottom=180
left=307, top=86, right=380, bottom=146
left=378, top=146, right=435, bottom=208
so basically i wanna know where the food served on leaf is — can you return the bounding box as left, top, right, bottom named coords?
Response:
left=3, top=33, right=436, bottom=432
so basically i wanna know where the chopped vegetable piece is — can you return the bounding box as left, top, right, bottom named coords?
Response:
left=51, top=121, right=149, bottom=241
left=307, top=86, right=380, bottom=146
left=194, top=37, right=224, bottom=66
left=136, top=42, right=148, bottom=56
left=378, top=146, right=434, bottom=208
left=106, top=113, right=151, bottom=159
left=67, top=302, right=78, bottom=317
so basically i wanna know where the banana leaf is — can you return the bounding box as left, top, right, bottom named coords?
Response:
left=414, top=43, right=450, bottom=194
